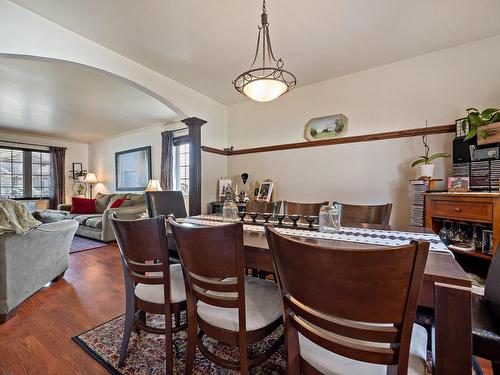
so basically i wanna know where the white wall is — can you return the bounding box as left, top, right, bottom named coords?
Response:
left=88, top=124, right=228, bottom=213
left=0, top=130, right=89, bottom=203
left=227, top=35, right=500, bottom=225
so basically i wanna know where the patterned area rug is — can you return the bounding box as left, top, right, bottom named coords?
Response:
left=70, top=235, right=108, bottom=254
left=73, top=314, right=450, bottom=375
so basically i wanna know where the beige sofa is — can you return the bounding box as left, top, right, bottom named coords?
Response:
left=0, top=219, right=78, bottom=323
left=57, top=193, right=146, bottom=242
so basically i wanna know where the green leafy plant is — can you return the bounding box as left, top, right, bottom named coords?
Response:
left=411, top=124, right=450, bottom=167
left=463, top=107, right=500, bottom=141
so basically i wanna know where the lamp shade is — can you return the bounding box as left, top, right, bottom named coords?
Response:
left=83, top=173, right=98, bottom=183
left=145, top=179, right=163, bottom=192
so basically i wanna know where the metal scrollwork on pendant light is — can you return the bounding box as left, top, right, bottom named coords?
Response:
left=233, top=0, right=296, bottom=103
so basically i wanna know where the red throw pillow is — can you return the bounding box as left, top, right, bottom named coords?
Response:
left=71, top=197, right=97, bottom=214
left=109, top=198, right=129, bottom=208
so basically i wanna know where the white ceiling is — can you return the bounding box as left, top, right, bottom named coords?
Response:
left=0, top=56, right=178, bottom=142
left=11, top=0, right=500, bottom=105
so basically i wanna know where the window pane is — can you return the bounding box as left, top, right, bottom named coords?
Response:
left=11, top=150, right=23, bottom=162
left=41, top=153, right=50, bottom=163
left=32, top=152, right=41, bottom=163
left=42, top=164, right=50, bottom=174
left=32, top=163, right=41, bottom=174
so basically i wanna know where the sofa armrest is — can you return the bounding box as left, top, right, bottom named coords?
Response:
left=101, top=204, right=147, bottom=242
left=57, top=204, right=72, bottom=212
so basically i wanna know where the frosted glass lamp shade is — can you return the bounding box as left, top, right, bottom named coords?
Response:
left=242, top=78, right=288, bottom=102
left=145, top=179, right=163, bottom=192
left=83, top=173, right=98, bottom=183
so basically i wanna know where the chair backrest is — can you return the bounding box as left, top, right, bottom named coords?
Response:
left=110, top=214, right=170, bottom=286
left=485, top=248, right=500, bottom=321
left=265, top=226, right=429, bottom=371
left=337, top=202, right=393, bottom=226
left=283, top=201, right=327, bottom=216
left=146, top=191, right=187, bottom=219
left=246, top=201, right=282, bottom=214
left=169, top=218, right=246, bottom=314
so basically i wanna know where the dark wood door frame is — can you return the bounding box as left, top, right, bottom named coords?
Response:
left=182, top=117, right=207, bottom=216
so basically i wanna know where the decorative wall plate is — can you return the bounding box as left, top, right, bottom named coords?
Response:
left=304, top=114, right=348, bottom=141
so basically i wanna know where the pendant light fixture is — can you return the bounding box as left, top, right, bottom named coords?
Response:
left=233, top=0, right=296, bottom=102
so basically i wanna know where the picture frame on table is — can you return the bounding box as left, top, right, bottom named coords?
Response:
left=482, top=229, right=493, bottom=255
left=256, top=181, right=274, bottom=202
left=447, top=177, right=470, bottom=192
left=115, top=146, right=152, bottom=191
left=218, top=179, right=232, bottom=201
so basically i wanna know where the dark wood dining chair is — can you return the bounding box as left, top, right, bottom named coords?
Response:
left=265, top=226, right=430, bottom=375
left=337, top=202, right=393, bottom=226
left=110, top=214, right=187, bottom=373
left=145, top=190, right=187, bottom=218
left=473, top=249, right=500, bottom=374
left=283, top=201, right=327, bottom=216
left=245, top=200, right=282, bottom=214
left=168, top=218, right=284, bottom=374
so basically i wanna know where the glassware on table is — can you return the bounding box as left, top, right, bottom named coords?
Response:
left=248, top=212, right=259, bottom=224
left=237, top=211, right=246, bottom=222
left=438, top=221, right=450, bottom=246
left=288, top=214, right=301, bottom=227
left=319, top=203, right=341, bottom=233
left=304, top=215, right=318, bottom=229
left=260, top=212, right=273, bottom=223
left=472, top=224, right=483, bottom=251
left=274, top=214, right=286, bottom=226
left=222, top=187, right=239, bottom=222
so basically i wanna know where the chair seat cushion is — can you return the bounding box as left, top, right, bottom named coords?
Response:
left=299, top=323, right=428, bottom=375
left=134, top=264, right=186, bottom=304
left=197, top=276, right=282, bottom=332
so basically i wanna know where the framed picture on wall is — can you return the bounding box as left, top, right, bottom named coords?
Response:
left=115, top=146, right=152, bottom=191
left=257, top=181, right=274, bottom=202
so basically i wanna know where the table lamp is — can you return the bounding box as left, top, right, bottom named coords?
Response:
left=84, top=173, right=98, bottom=198
left=145, top=179, right=163, bottom=192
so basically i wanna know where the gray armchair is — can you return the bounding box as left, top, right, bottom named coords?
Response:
left=0, top=220, right=78, bottom=323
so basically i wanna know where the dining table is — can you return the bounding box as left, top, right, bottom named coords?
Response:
left=168, top=215, right=472, bottom=375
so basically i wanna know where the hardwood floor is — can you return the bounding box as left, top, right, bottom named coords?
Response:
left=0, top=245, right=124, bottom=375
left=0, top=244, right=494, bottom=375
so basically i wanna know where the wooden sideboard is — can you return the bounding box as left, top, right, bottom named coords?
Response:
left=425, top=192, right=500, bottom=262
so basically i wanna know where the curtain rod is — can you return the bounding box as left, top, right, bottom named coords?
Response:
left=0, top=140, right=68, bottom=149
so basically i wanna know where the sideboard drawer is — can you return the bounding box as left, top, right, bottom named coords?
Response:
left=431, top=200, right=493, bottom=222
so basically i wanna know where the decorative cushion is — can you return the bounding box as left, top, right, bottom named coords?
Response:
left=298, top=323, right=428, bottom=375
left=85, top=217, right=103, bottom=230
left=121, top=193, right=145, bottom=207
left=197, top=276, right=282, bottom=332
left=70, top=197, right=96, bottom=214
left=32, top=210, right=67, bottom=223
left=72, top=214, right=102, bottom=226
left=108, top=197, right=130, bottom=209
left=134, top=264, right=186, bottom=304
left=95, top=193, right=114, bottom=214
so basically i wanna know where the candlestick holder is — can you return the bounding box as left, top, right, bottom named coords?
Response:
left=248, top=212, right=259, bottom=224
left=237, top=211, right=246, bottom=222
left=274, top=214, right=286, bottom=226
left=260, top=212, right=273, bottom=223
left=304, top=215, right=318, bottom=228
left=288, top=214, right=301, bottom=227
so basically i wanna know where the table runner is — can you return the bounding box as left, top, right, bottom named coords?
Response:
left=180, top=215, right=452, bottom=254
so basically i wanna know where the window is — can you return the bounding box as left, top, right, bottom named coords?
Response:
left=0, top=147, right=51, bottom=199
left=173, top=140, right=189, bottom=196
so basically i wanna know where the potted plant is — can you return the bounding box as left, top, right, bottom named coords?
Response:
left=462, top=107, right=500, bottom=141
left=411, top=126, right=450, bottom=178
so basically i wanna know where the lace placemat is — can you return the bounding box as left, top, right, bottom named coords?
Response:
left=180, top=216, right=451, bottom=254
